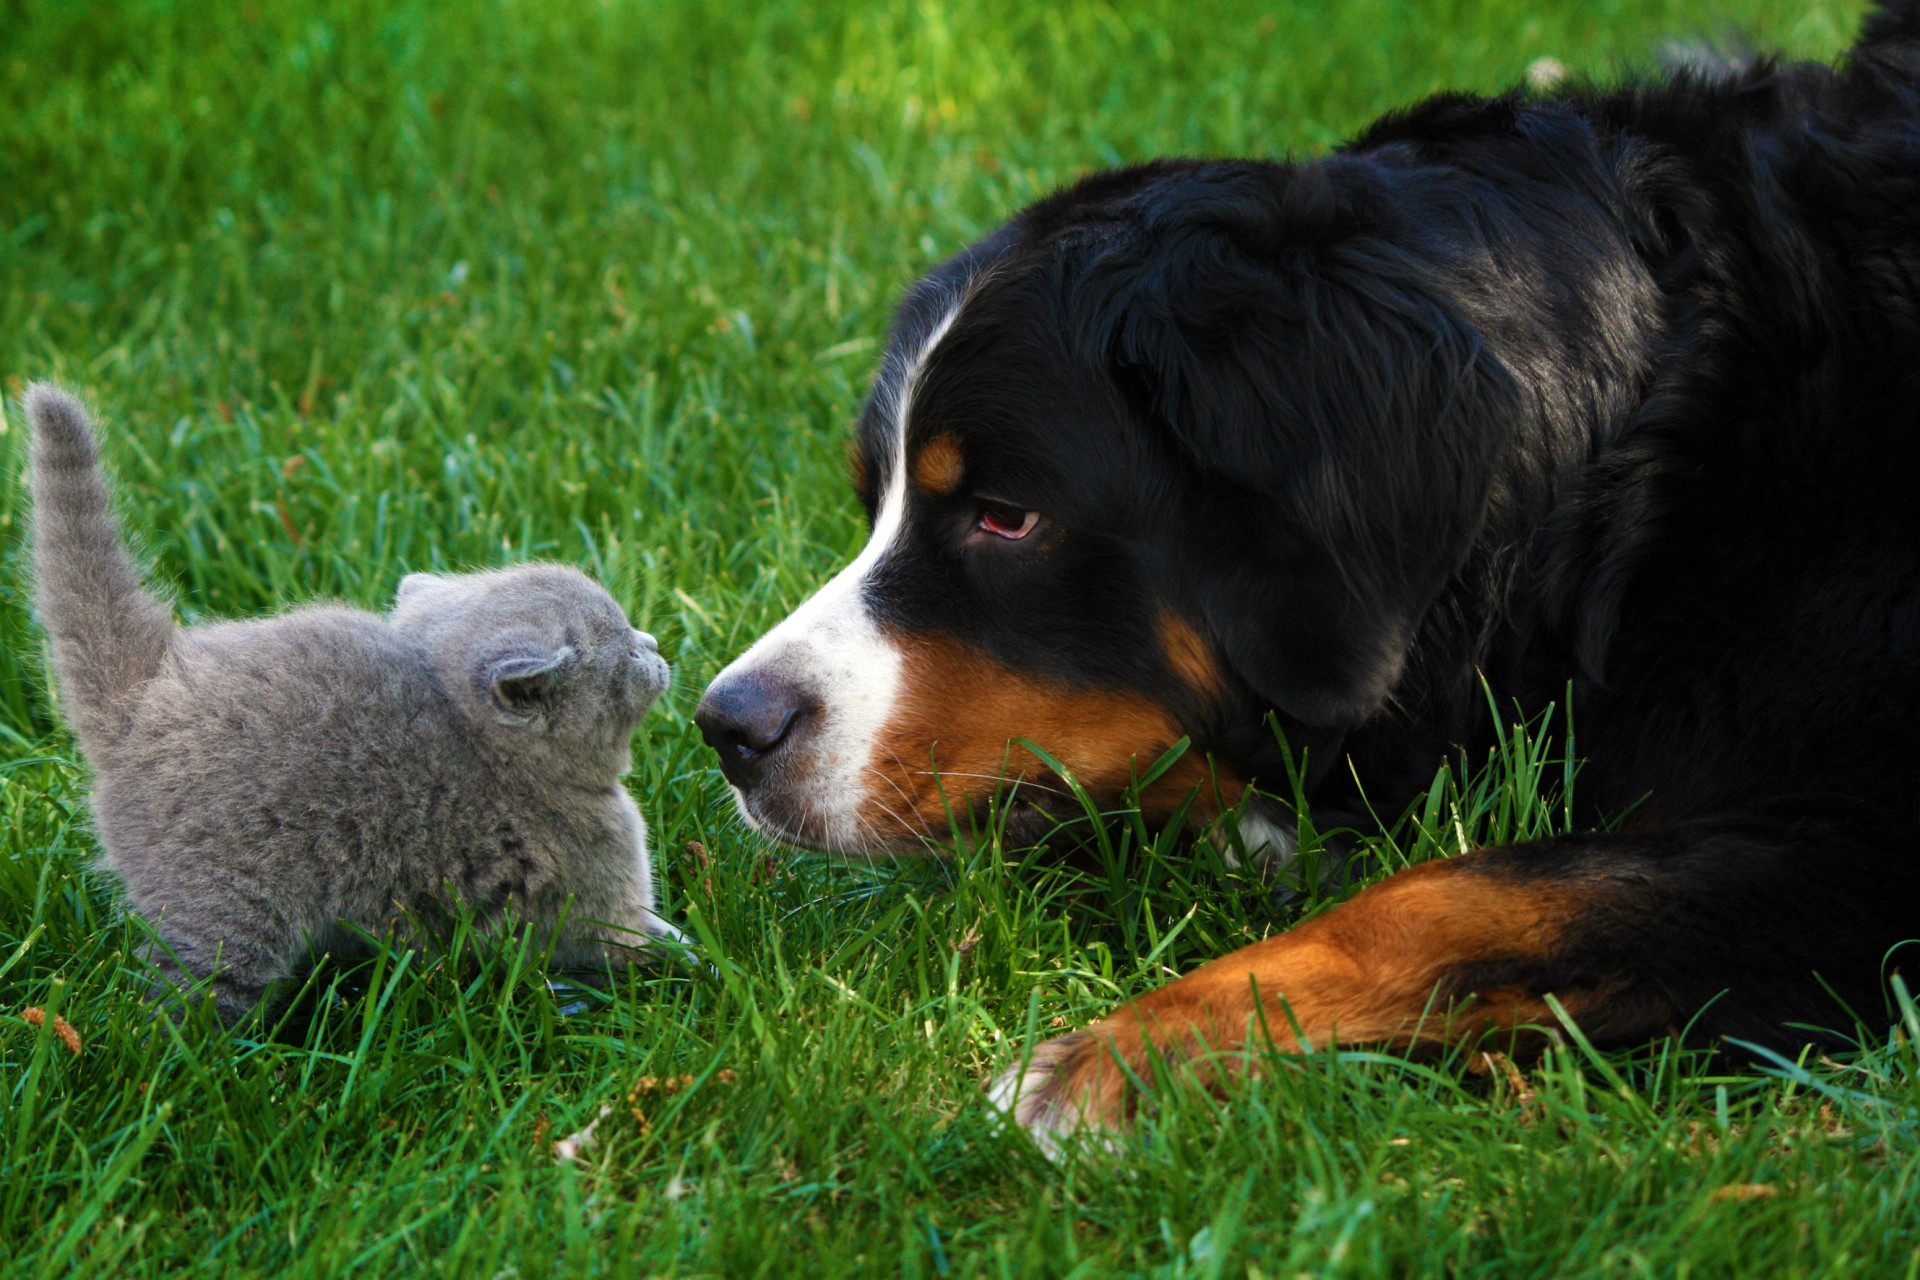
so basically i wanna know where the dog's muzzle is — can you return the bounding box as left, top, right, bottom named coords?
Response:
left=695, top=669, right=816, bottom=792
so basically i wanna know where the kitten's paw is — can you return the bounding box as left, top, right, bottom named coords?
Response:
left=642, top=914, right=692, bottom=948
left=141, top=946, right=270, bottom=1030
left=554, top=921, right=700, bottom=984
left=621, top=912, right=704, bottom=973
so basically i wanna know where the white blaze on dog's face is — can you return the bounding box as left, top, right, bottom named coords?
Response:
left=694, top=300, right=961, bottom=852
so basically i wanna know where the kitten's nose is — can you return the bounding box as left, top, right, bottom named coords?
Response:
left=695, top=670, right=813, bottom=788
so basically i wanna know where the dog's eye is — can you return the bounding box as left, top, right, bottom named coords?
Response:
left=975, top=503, right=1039, bottom=541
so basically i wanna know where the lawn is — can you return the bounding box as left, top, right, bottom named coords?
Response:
left=3, top=0, right=1916, bottom=1274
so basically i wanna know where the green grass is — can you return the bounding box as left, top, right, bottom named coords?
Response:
left=4, top=0, right=1917, bottom=1274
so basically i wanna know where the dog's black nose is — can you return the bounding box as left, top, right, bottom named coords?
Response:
left=696, top=670, right=812, bottom=787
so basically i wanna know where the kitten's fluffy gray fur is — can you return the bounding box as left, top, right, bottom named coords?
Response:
left=26, top=383, right=683, bottom=1023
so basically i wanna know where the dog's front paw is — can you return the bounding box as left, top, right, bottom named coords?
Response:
left=987, top=997, right=1262, bottom=1157
left=985, top=1029, right=1136, bottom=1158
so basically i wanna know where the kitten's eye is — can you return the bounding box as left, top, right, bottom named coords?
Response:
left=974, top=502, right=1040, bottom=541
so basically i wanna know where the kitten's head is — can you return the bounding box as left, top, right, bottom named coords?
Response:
left=389, top=564, right=669, bottom=775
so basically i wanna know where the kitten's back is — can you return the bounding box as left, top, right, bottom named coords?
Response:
left=97, top=605, right=482, bottom=922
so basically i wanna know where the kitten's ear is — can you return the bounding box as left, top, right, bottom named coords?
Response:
left=483, top=647, right=574, bottom=720
left=396, top=573, right=445, bottom=606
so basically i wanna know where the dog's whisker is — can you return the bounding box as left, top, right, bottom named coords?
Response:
left=866, top=757, right=921, bottom=808
left=902, top=769, right=1071, bottom=799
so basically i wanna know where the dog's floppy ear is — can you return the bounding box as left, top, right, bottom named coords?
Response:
left=1106, top=159, right=1517, bottom=728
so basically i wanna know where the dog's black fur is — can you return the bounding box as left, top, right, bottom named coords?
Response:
left=848, top=1, right=1920, bottom=1049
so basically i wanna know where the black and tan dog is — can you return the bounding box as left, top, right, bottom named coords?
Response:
left=698, top=0, right=1920, bottom=1148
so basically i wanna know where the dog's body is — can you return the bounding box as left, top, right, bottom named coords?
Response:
left=700, top=2, right=1920, bottom=1144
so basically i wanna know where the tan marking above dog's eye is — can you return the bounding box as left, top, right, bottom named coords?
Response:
left=911, top=434, right=966, bottom=496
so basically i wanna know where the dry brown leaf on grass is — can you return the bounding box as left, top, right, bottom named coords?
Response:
left=555, top=1070, right=741, bottom=1164
left=1711, top=1183, right=1778, bottom=1202
left=20, top=1006, right=82, bottom=1055
left=1472, top=1051, right=1539, bottom=1126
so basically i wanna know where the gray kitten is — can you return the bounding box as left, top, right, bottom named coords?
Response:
left=25, top=383, right=684, bottom=1024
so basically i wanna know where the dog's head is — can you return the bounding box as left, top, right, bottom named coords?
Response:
left=697, top=150, right=1601, bottom=854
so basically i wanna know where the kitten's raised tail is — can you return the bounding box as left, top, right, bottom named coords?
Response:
left=26, top=384, right=173, bottom=752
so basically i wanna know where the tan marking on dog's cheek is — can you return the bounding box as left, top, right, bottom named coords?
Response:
left=855, top=636, right=1243, bottom=839
left=1158, top=611, right=1226, bottom=698
left=911, top=434, right=965, bottom=496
